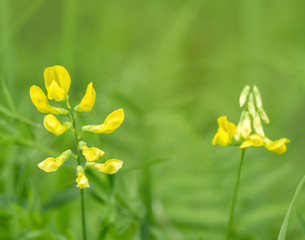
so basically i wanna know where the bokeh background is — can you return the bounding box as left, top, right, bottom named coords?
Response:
left=1, top=0, right=305, bottom=239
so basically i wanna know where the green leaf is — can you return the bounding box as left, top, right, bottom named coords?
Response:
left=277, top=175, right=305, bottom=240
left=43, top=188, right=79, bottom=211
left=295, top=211, right=305, bottom=236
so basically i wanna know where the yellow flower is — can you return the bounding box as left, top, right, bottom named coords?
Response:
left=240, top=134, right=264, bottom=148
left=44, top=114, right=71, bottom=136
left=82, top=108, right=124, bottom=134
left=212, top=116, right=237, bottom=146
left=38, top=150, right=72, bottom=172
left=75, top=82, right=96, bottom=112
left=88, top=159, right=123, bottom=174
left=44, top=65, right=71, bottom=101
left=76, top=166, right=90, bottom=189
left=79, top=141, right=104, bottom=162
left=265, top=138, right=290, bottom=154
left=29, top=85, right=68, bottom=115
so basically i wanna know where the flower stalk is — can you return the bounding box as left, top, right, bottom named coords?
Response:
left=225, top=149, right=246, bottom=240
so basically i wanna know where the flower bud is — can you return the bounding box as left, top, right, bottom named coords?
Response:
left=253, top=85, right=263, bottom=109
left=76, top=166, right=90, bottom=189
left=247, top=93, right=256, bottom=117
left=239, top=85, right=250, bottom=107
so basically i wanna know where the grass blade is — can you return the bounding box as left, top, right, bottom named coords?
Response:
left=277, top=175, right=305, bottom=240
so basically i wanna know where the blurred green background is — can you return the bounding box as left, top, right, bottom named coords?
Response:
left=1, top=0, right=305, bottom=239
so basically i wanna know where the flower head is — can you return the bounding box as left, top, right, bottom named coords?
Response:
left=79, top=141, right=104, bottom=162
left=87, top=159, right=123, bottom=174
left=82, top=108, right=124, bottom=134
left=44, top=65, right=71, bottom=101
left=38, top=150, right=72, bottom=172
left=75, top=82, right=96, bottom=112
left=44, top=114, right=71, bottom=136
left=212, top=85, right=289, bottom=154
left=212, top=116, right=236, bottom=146
left=29, top=86, right=68, bottom=115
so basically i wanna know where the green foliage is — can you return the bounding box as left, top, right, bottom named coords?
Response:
left=1, top=0, right=305, bottom=239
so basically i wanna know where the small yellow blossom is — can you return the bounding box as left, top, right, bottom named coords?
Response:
left=240, top=134, right=264, bottom=148
left=44, top=65, right=71, bottom=101
left=75, top=82, right=96, bottom=112
left=44, top=114, right=71, bottom=136
left=212, top=116, right=237, bottom=146
left=76, top=166, right=90, bottom=189
left=87, top=159, right=123, bottom=174
left=265, top=138, right=290, bottom=154
left=38, top=150, right=72, bottom=172
left=79, top=141, right=104, bottom=162
left=29, top=85, right=68, bottom=115
left=212, top=85, right=289, bottom=154
left=82, top=108, right=124, bottom=134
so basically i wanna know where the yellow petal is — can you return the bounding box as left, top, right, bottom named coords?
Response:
left=29, top=85, right=69, bottom=115
left=44, top=65, right=71, bottom=100
left=212, top=116, right=236, bottom=146
left=240, top=134, right=264, bottom=148
left=79, top=141, right=104, bottom=162
left=92, top=159, right=123, bottom=174
left=265, top=138, right=290, bottom=154
left=44, top=114, right=71, bottom=136
left=47, top=80, right=66, bottom=101
left=76, top=166, right=90, bottom=189
left=38, top=150, right=72, bottom=172
left=82, top=108, right=124, bottom=134
left=212, top=128, right=229, bottom=146
left=75, top=82, right=96, bottom=112
left=30, top=85, right=51, bottom=113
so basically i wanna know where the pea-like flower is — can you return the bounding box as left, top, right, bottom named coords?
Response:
left=212, top=116, right=236, bottom=146
left=29, top=85, right=68, bottom=115
left=43, top=114, right=71, bottom=136
left=86, top=159, right=123, bottom=174
left=82, top=108, right=124, bottom=134
left=38, top=150, right=72, bottom=172
left=79, top=141, right=104, bottom=162
left=76, top=166, right=90, bottom=189
left=212, top=85, right=289, bottom=154
left=74, top=82, right=96, bottom=112
left=44, top=65, right=71, bottom=101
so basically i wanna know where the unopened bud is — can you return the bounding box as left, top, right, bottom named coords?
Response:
left=239, top=85, right=250, bottom=107
left=253, top=85, right=263, bottom=109
left=259, top=108, right=270, bottom=124
left=253, top=114, right=265, bottom=137
left=247, top=93, right=256, bottom=117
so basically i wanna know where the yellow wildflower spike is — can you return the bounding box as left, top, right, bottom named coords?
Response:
left=79, top=141, right=104, bottom=162
left=82, top=108, right=125, bottom=134
left=76, top=166, right=90, bottom=189
left=38, top=150, right=72, bottom=172
left=74, top=82, right=96, bottom=112
left=265, top=138, right=290, bottom=154
left=240, top=134, right=264, bottom=149
left=44, top=65, right=71, bottom=101
left=44, top=114, right=71, bottom=136
left=29, top=85, right=68, bottom=115
left=212, top=116, right=236, bottom=146
left=88, top=159, right=123, bottom=174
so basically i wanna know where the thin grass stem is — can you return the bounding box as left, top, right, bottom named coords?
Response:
left=225, top=149, right=246, bottom=240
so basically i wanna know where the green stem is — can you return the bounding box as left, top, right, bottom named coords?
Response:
left=67, top=100, right=87, bottom=240
left=225, top=149, right=246, bottom=240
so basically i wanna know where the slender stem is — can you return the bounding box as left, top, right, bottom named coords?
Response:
left=67, top=100, right=87, bottom=240
left=225, top=149, right=246, bottom=240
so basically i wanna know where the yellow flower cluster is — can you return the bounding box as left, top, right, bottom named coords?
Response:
left=30, top=65, right=124, bottom=189
left=212, top=85, right=289, bottom=154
